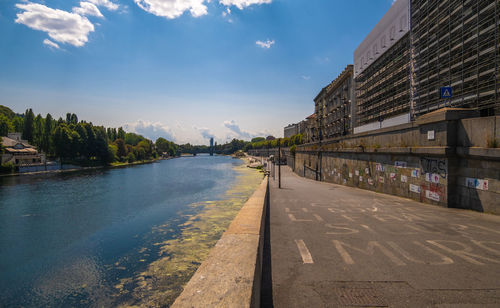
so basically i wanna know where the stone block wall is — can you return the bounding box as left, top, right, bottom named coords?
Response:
left=293, top=109, right=500, bottom=214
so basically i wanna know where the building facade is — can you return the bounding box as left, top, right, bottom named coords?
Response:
left=354, top=0, right=411, bottom=132
left=353, top=0, right=500, bottom=134
left=322, top=65, right=355, bottom=139
left=284, top=120, right=307, bottom=139
left=411, top=0, right=500, bottom=116
left=1, top=133, right=46, bottom=166
left=284, top=123, right=299, bottom=138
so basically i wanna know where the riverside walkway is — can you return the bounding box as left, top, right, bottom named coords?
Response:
left=266, top=166, right=500, bottom=307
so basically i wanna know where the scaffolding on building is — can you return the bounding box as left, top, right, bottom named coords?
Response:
left=411, top=0, right=500, bottom=116
left=355, top=33, right=412, bottom=126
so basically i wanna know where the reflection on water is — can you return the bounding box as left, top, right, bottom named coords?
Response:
left=0, top=155, right=263, bottom=307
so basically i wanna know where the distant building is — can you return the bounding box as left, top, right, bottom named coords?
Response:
left=304, top=114, right=317, bottom=143
left=1, top=133, right=45, bottom=166
left=284, top=120, right=307, bottom=139
left=209, top=137, right=214, bottom=156
left=314, top=65, right=355, bottom=140
left=284, top=123, right=299, bottom=138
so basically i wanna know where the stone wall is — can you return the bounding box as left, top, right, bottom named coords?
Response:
left=294, top=109, right=500, bottom=214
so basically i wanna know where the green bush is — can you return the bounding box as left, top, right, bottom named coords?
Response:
left=290, top=144, right=297, bottom=155
left=0, top=162, right=15, bottom=174
left=127, top=152, right=136, bottom=163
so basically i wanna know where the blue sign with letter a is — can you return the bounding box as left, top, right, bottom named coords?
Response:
left=440, top=87, right=452, bottom=98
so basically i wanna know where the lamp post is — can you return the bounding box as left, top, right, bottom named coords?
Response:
left=278, top=138, right=281, bottom=189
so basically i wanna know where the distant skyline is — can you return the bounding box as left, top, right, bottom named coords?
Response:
left=0, top=0, right=394, bottom=145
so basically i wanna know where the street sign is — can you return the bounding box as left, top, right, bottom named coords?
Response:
left=440, top=87, right=452, bottom=98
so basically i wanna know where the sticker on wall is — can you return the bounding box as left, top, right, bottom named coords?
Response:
left=466, top=178, right=489, bottom=191
left=410, top=184, right=421, bottom=193
left=425, top=190, right=440, bottom=202
left=343, top=179, right=347, bottom=184
left=390, top=173, right=396, bottom=180
left=349, top=172, right=353, bottom=178
left=376, top=163, right=384, bottom=172
left=395, top=161, right=407, bottom=168
left=368, top=178, right=374, bottom=185
left=355, top=170, right=360, bottom=176
left=379, top=176, right=385, bottom=183
left=334, top=168, right=337, bottom=173
left=401, top=175, right=408, bottom=183
left=359, top=176, right=363, bottom=182
left=365, top=168, right=370, bottom=175
left=425, top=173, right=440, bottom=184
left=411, top=169, right=420, bottom=178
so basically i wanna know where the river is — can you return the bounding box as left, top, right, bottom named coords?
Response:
left=0, top=155, right=263, bottom=307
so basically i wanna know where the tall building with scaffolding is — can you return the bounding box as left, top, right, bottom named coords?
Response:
left=411, top=0, right=500, bottom=116
left=354, top=0, right=411, bottom=133
left=353, top=0, right=500, bottom=134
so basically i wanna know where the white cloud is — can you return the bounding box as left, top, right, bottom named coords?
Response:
left=196, top=127, right=216, bottom=140
left=223, top=120, right=255, bottom=139
left=124, top=120, right=176, bottom=142
left=43, top=39, right=60, bottom=49
left=134, top=0, right=209, bottom=19
left=301, top=75, right=311, bottom=80
left=73, top=2, right=104, bottom=18
left=15, top=2, right=95, bottom=47
left=256, top=39, right=274, bottom=49
left=220, top=0, right=272, bottom=10
left=88, top=0, right=120, bottom=11
left=222, top=7, right=230, bottom=16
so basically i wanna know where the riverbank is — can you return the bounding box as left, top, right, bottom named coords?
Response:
left=0, top=157, right=175, bottom=178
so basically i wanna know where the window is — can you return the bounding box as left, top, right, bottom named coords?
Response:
left=390, top=26, right=396, bottom=40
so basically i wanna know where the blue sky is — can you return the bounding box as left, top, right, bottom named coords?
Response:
left=0, top=0, right=394, bottom=144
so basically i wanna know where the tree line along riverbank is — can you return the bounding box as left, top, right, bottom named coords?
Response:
left=0, top=105, right=304, bottom=174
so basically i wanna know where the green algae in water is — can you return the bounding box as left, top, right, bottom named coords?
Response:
left=116, top=164, right=264, bottom=307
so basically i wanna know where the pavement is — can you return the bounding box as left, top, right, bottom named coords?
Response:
left=266, top=165, right=500, bottom=307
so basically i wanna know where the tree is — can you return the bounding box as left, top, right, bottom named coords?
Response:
left=124, top=132, right=145, bottom=146
left=53, top=124, right=73, bottom=162
left=22, top=109, right=35, bottom=142
left=41, top=113, right=54, bottom=154
left=33, top=114, right=44, bottom=148
left=251, top=137, right=265, bottom=143
left=75, top=123, right=89, bottom=158
left=137, top=140, right=153, bottom=158
left=0, top=105, right=15, bottom=119
left=115, top=138, right=127, bottom=158
left=65, top=113, right=78, bottom=125
left=155, top=137, right=170, bottom=154
left=70, top=113, right=78, bottom=125
left=94, top=126, right=111, bottom=164
left=0, top=114, right=12, bottom=136
left=70, top=130, right=81, bottom=158
left=117, top=127, right=126, bottom=140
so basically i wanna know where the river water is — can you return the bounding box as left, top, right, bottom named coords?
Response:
left=0, top=155, right=263, bottom=307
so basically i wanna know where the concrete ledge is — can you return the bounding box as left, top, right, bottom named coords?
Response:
left=416, top=108, right=479, bottom=125
left=456, top=147, right=500, bottom=160
left=172, top=176, right=269, bottom=308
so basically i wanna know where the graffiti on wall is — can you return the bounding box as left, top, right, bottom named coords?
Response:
left=420, top=157, right=447, bottom=179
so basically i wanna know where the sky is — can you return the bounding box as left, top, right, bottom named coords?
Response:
left=0, top=0, right=394, bottom=145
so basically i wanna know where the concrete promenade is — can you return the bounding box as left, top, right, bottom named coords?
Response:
left=267, top=166, right=500, bottom=307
